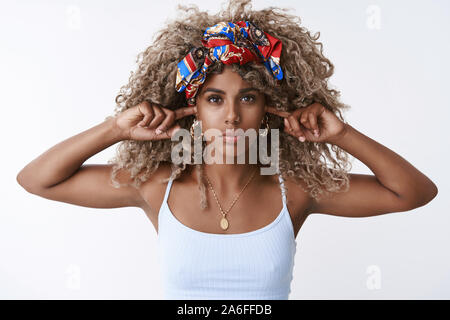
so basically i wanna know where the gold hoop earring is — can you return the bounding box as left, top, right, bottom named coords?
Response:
left=259, top=115, right=270, bottom=137
left=190, top=118, right=204, bottom=140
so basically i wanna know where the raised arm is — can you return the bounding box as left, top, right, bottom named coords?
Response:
left=267, top=103, right=438, bottom=217
left=15, top=115, right=146, bottom=208
left=16, top=101, right=196, bottom=209
left=311, top=124, right=438, bottom=217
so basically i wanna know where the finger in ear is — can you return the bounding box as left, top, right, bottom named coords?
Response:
left=287, top=115, right=306, bottom=139
left=300, top=112, right=311, bottom=130
left=308, top=112, right=320, bottom=136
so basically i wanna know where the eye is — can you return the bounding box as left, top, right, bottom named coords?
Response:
left=207, top=95, right=222, bottom=104
left=206, top=94, right=256, bottom=104
left=241, top=95, right=256, bottom=103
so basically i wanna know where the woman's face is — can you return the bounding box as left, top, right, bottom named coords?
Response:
left=195, top=65, right=266, bottom=161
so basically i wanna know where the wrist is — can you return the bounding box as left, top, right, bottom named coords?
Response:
left=327, top=123, right=352, bottom=145
left=105, top=115, right=128, bottom=142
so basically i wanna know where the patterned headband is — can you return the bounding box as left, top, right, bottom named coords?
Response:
left=175, top=21, right=283, bottom=106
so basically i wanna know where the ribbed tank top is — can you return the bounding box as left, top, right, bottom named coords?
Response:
left=156, top=173, right=297, bottom=300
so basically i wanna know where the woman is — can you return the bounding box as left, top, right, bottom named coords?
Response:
left=16, top=0, right=437, bottom=300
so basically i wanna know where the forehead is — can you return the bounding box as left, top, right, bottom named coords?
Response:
left=201, top=65, right=251, bottom=91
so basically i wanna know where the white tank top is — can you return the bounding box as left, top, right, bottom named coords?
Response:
left=156, top=173, right=297, bottom=300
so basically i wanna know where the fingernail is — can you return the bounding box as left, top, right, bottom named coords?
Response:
left=314, top=129, right=319, bottom=137
left=155, top=128, right=162, bottom=135
left=298, top=136, right=305, bottom=142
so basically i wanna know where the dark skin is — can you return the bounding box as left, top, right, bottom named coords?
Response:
left=191, top=65, right=438, bottom=218
left=139, top=67, right=438, bottom=236
left=17, top=65, right=438, bottom=238
left=267, top=102, right=438, bottom=216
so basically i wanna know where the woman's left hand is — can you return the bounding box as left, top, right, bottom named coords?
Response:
left=266, top=102, right=348, bottom=144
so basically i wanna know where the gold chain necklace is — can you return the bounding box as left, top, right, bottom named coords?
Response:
left=204, top=167, right=258, bottom=231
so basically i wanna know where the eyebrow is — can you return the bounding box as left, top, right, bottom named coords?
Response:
left=201, top=87, right=259, bottom=95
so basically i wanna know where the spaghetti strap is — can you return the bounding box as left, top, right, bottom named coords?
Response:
left=278, top=174, right=287, bottom=207
left=162, top=176, right=174, bottom=204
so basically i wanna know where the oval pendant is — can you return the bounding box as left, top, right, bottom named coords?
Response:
left=220, top=217, right=229, bottom=230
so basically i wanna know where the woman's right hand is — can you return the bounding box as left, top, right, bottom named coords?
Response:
left=114, top=101, right=197, bottom=141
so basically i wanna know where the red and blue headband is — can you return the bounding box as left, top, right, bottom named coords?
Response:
left=175, top=21, right=283, bottom=106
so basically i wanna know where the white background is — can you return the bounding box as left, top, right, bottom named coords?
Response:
left=1, top=0, right=448, bottom=299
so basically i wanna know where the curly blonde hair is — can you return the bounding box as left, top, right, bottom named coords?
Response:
left=106, top=0, right=353, bottom=209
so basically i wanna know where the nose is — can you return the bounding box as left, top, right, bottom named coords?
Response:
left=224, top=101, right=241, bottom=125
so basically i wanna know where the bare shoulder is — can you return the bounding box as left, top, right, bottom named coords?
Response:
left=279, top=174, right=314, bottom=218
left=136, top=161, right=173, bottom=216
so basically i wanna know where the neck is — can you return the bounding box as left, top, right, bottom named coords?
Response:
left=201, top=162, right=262, bottom=196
